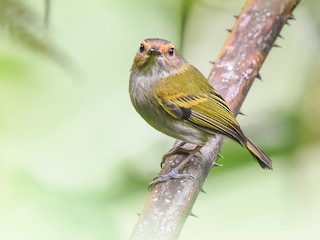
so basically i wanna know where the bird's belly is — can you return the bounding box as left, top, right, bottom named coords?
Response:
left=135, top=102, right=208, bottom=146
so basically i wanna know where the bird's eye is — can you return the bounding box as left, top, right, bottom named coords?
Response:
left=168, top=48, right=175, bottom=56
left=139, top=44, right=145, bottom=53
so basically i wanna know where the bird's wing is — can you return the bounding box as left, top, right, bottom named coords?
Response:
left=154, top=66, right=245, bottom=144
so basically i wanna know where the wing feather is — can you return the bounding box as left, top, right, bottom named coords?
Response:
left=154, top=64, right=246, bottom=144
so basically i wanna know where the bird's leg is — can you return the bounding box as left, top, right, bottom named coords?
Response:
left=173, top=145, right=202, bottom=171
left=160, top=141, right=190, bottom=168
left=149, top=145, right=203, bottom=189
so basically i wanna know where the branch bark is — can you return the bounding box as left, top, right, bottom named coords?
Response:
left=130, top=0, right=300, bottom=239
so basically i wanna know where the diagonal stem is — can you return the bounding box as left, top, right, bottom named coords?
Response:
left=130, top=0, right=300, bottom=239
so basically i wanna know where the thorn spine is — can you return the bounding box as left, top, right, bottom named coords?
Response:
left=200, top=188, right=207, bottom=194
left=238, top=111, right=246, bottom=116
left=288, top=14, right=295, bottom=20
left=189, top=212, right=198, bottom=218
left=256, top=72, right=262, bottom=80
left=214, top=162, right=223, bottom=167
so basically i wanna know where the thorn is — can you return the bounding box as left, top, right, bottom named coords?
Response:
left=288, top=14, right=295, bottom=20
left=214, top=162, right=223, bottom=167
left=226, top=28, right=232, bottom=33
left=273, top=44, right=281, bottom=48
left=278, top=33, right=284, bottom=39
left=137, top=212, right=140, bottom=216
left=285, top=20, right=290, bottom=26
left=200, top=187, right=207, bottom=193
left=233, top=15, right=239, bottom=19
left=209, top=61, right=215, bottom=65
left=189, top=212, right=198, bottom=218
left=218, top=153, right=224, bottom=159
left=256, top=72, right=262, bottom=80
left=238, top=111, right=246, bottom=116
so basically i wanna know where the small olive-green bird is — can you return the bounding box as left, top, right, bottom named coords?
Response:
left=129, top=38, right=272, bottom=177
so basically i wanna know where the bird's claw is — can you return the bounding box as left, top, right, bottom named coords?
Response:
left=148, top=169, right=195, bottom=190
left=160, top=142, right=188, bottom=168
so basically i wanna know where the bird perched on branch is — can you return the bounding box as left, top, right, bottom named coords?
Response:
left=129, top=38, right=272, bottom=185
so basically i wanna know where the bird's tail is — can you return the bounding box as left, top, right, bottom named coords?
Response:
left=245, top=138, right=273, bottom=170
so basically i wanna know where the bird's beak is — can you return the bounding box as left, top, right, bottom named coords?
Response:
left=148, top=48, right=161, bottom=56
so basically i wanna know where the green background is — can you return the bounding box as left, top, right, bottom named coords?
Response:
left=0, top=0, right=319, bottom=239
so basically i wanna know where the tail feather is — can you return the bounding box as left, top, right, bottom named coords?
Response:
left=245, top=138, right=273, bottom=170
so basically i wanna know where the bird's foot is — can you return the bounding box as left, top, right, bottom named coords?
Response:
left=161, top=142, right=190, bottom=168
left=148, top=168, right=195, bottom=190
left=150, top=145, right=203, bottom=189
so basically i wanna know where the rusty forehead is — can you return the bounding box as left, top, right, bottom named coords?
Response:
left=142, top=38, right=175, bottom=48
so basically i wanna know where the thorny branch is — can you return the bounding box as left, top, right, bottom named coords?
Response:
left=130, top=0, right=300, bottom=239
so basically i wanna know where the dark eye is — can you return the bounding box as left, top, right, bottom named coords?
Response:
left=168, top=48, right=175, bottom=56
left=139, top=44, right=145, bottom=53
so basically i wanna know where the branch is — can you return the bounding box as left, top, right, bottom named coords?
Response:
left=130, top=0, right=300, bottom=239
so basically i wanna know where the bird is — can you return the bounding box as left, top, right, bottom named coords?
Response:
left=129, top=38, right=272, bottom=185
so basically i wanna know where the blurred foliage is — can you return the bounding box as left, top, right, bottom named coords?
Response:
left=0, top=0, right=319, bottom=240
left=180, top=0, right=198, bottom=51
left=0, top=0, right=70, bottom=68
